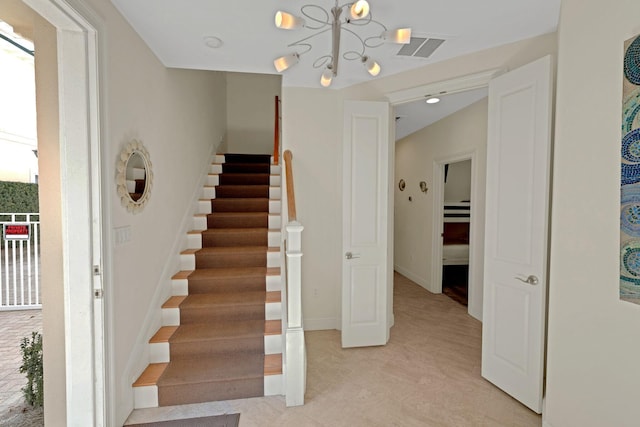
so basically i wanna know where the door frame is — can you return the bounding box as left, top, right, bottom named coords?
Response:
left=431, top=151, right=481, bottom=318
left=386, top=68, right=504, bottom=322
left=21, top=0, right=112, bottom=424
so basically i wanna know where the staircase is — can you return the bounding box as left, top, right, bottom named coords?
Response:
left=133, top=153, right=284, bottom=408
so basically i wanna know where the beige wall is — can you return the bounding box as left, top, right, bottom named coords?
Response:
left=282, top=33, right=557, bottom=329
left=394, top=100, right=487, bottom=319
left=444, top=159, right=472, bottom=202
left=545, top=1, right=640, bottom=426
left=226, top=72, right=281, bottom=154
left=24, top=0, right=227, bottom=423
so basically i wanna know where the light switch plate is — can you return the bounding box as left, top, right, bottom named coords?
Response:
left=114, top=225, right=131, bottom=245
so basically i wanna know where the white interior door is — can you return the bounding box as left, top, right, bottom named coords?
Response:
left=482, top=55, right=553, bottom=413
left=342, top=100, right=392, bottom=348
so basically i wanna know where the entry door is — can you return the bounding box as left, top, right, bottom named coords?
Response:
left=342, top=101, right=392, bottom=348
left=482, top=55, right=553, bottom=413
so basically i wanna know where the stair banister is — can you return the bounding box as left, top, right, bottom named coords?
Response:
left=283, top=149, right=306, bottom=406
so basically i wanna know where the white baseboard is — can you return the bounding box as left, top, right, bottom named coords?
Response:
left=393, top=265, right=431, bottom=291
left=304, top=317, right=337, bottom=331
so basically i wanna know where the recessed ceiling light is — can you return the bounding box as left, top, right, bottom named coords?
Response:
left=203, top=36, right=223, bottom=49
left=426, top=97, right=440, bottom=104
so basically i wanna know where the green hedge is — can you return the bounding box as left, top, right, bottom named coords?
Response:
left=0, top=181, right=39, bottom=214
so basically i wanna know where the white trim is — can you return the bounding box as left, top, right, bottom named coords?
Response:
left=303, top=317, right=337, bottom=331
left=21, top=0, right=107, bottom=424
left=393, top=265, right=429, bottom=291
left=385, top=68, right=505, bottom=106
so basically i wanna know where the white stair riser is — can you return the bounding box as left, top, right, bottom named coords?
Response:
left=270, top=175, right=281, bottom=187
left=202, top=187, right=215, bottom=199
left=214, top=155, right=225, bottom=163
left=270, top=165, right=281, bottom=175
left=162, top=308, right=180, bottom=327
left=193, top=216, right=207, bottom=231
left=270, top=187, right=281, bottom=200
left=268, top=231, right=281, bottom=247
left=149, top=342, right=170, bottom=364
left=133, top=385, right=158, bottom=409
left=162, top=302, right=281, bottom=327
left=269, top=215, right=281, bottom=229
left=206, top=174, right=220, bottom=186
left=198, top=200, right=212, bottom=214
left=265, top=335, right=283, bottom=355
left=266, top=275, right=282, bottom=292
left=269, top=200, right=281, bottom=214
left=149, top=334, right=282, bottom=364
left=172, top=274, right=282, bottom=295
left=187, top=233, right=202, bottom=250
left=264, top=374, right=284, bottom=397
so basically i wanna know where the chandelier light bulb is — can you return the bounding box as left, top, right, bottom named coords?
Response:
left=382, top=28, right=412, bottom=44
left=274, top=53, right=300, bottom=72
left=350, top=0, right=370, bottom=20
left=363, top=56, right=380, bottom=76
left=275, top=11, right=305, bottom=29
left=320, top=67, right=334, bottom=87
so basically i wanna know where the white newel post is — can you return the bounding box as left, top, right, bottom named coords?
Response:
left=285, top=221, right=306, bottom=406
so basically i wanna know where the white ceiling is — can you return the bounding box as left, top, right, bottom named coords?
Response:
left=394, top=87, right=488, bottom=141
left=109, top=0, right=560, bottom=90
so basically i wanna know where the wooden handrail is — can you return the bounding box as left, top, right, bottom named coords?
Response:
left=273, top=96, right=280, bottom=165
left=283, top=150, right=296, bottom=221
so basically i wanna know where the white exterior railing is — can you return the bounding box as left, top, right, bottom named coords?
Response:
left=0, top=213, right=41, bottom=310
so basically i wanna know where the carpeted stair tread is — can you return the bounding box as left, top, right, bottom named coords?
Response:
left=195, top=246, right=268, bottom=269
left=188, top=265, right=268, bottom=279
left=222, top=163, right=270, bottom=174
left=207, top=212, right=269, bottom=228
left=215, top=185, right=269, bottom=198
left=169, top=320, right=265, bottom=344
left=201, top=228, right=268, bottom=247
left=223, top=154, right=271, bottom=164
left=218, top=173, right=270, bottom=186
left=158, top=354, right=264, bottom=385
left=180, top=291, right=266, bottom=308
left=211, top=198, right=269, bottom=213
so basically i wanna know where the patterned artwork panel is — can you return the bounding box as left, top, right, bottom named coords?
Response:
left=621, top=34, right=640, bottom=304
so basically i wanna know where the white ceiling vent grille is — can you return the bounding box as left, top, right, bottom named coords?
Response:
left=397, top=37, right=445, bottom=59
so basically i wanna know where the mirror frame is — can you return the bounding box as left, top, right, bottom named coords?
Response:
left=116, top=139, right=153, bottom=214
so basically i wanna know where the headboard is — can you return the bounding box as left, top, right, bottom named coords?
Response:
left=443, top=201, right=470, bottom=245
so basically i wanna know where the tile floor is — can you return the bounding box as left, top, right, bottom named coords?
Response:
left=125, top=273, right=542, bottom=427
left=0, top=309, right=42, bottom=417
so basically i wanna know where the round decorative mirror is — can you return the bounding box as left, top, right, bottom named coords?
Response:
left=116, top=139, right=153, bottom=213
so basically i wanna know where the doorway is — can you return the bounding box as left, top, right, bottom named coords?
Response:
left=441, top=159, right=472, bottom=306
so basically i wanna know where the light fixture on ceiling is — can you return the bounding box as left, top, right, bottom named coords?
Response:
left=425, top=97, right=440, bottom=104
left=273, top=0, right=411, bottom=87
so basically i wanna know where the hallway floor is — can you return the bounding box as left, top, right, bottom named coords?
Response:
left=125, top=272, right=541, bottom=426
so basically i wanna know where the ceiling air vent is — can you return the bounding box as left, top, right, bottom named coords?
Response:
left=397, top=37, right=445, bottom=59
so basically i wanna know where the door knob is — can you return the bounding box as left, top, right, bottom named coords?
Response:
left=345, top=252, right=360, bottom=260
left=515, top=275, right=539, bottom=285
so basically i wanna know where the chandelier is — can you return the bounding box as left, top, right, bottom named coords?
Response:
left=273, top=0, right=411, bottom=87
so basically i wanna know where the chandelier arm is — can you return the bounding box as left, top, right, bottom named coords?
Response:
left=364, top=36, right=384, bottom=49
left=287, top=27, right=333, bottom=52
left=300, top=5, right=332, bottom=29
left=341, top=26, right=366, bottom=57
left=312, top=55, right=333, bottom=69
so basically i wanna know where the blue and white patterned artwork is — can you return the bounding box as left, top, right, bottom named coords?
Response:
left=620, top=34, right=640, bottom=304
